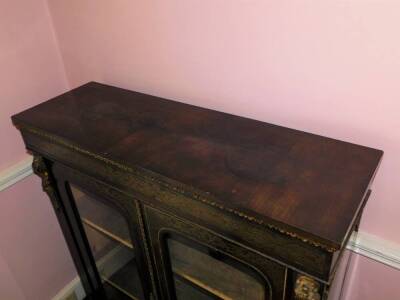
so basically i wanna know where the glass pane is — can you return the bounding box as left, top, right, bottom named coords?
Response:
left=174, top=275, right=217, bottom=300
left=167, top=237, right=267, bottom=300
left=70, top=185, right=143, bottom=300
left=72, top=185, right=132, bottom=248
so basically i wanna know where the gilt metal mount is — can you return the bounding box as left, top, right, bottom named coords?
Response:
left=294, top=275, right=321, bottom=300
left=32, top=155, right=60, bottom=210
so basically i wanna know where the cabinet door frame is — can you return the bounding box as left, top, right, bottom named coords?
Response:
left=32, top=155, right=100, bottom=296
left=51, top=161, right=155, bottom=300
left=144, top=205, right=288, bottom=300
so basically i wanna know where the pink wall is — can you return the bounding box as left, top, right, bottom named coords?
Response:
left=48, top=0, right=400, bottom=244
left=0, top=0, right=68, bottom=169
left=46, top=1, right=400, bottom=298
left=0, top=177, right=76, bottom=300
left=342, top=255, right=400, bottom=299
left=0, top=0, right=75, bottom=299
left=0, top=254, right=25, bottom=300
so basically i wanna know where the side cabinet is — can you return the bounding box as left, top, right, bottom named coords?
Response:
left=14, top=82, right=382, bottom=300
left=42, top=157, right=292, bottom=300
left=32, top=154, right=352, bottom=300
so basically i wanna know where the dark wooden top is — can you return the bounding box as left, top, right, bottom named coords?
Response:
left=12, top=82, right=382, bottom=249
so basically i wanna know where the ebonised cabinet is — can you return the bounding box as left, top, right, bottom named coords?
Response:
left=12, top=82, right=383, bottom=300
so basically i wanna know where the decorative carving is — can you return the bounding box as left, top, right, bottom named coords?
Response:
left=32, top=155, right=60, bottom=210
left=294, top=275, right=321, bottom=300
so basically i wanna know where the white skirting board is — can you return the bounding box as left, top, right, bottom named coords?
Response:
left=1, top=155, right=399, bottom=298
left=0, top=155, right=33, bottom=191
left=51, top=277, right=85, bottom=300
left=347, top=231, right=400, bottom=271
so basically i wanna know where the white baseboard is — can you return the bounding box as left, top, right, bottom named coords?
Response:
left=51, top=276, right=85, bottom=300
left=1, top=155, right=399, bottom=298
left=0, top=155, right=33, bottom=191
left=347, top=231, right=400, bottom=270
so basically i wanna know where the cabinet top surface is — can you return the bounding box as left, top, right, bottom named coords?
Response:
left=12, top=82, right=382, bottom=248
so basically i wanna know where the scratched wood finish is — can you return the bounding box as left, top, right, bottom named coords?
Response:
left=12, top=82, right=382, bottom=248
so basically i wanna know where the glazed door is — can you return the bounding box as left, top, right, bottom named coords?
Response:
left=144, top=205, right=287, bottom=300
left=52, top=163, right=153, bottom=300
